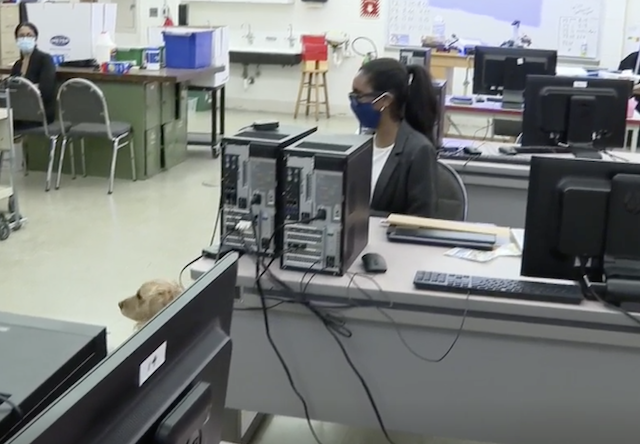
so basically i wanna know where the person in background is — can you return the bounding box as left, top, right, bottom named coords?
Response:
left=350, top=57, right=439, bottom=217
left=10, top=22, right=57, bottom=127
left=618, top=51, right=640, bottom=108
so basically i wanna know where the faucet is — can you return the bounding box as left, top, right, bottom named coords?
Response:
left=242, top=23, right=254, bottom=45
left=286, top=24, right=296, bottom=48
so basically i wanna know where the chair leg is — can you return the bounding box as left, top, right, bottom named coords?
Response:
left=294, top=72, right=306, bottom=119
left=56, top=137, right=67, bottom=190
left=80, top=138, right=87, bottom=177
left=108, top=140, right=118, bottom=194
left=322, top=72, right=330, bottom=118
left=129, top=137, right=137, bottom=182
left=313, top=73, right=320, bottom=121
left=21, top=140, right=29, bottom=177
left=45, top=136, right=57, bottom=192
left=69, top=139, right=76, bottom=179
left=305, top=73, right=313, bottom=117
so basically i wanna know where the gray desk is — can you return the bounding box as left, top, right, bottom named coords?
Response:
left=439, top=140, right=640, bottom=227
left=191, top=220, right=640, bottom=444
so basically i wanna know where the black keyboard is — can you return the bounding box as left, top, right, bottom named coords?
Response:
left=439, top=153, right=531, bottom=165
left=413, top=271, right=583, bottom=305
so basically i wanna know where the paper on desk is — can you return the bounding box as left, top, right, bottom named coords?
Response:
left=445, top=243, right=521, bottom=263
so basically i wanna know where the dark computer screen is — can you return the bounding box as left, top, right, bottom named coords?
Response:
left=522, top=157, right=640, bottom=299
left=522, top=75, right=632, bottom=150
left=473, top=46, right=558, bottom=107
left=6, top=253, right=238, bottom=444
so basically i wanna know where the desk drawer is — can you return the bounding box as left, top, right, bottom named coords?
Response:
left=0, top=6, right=19, bottom=33
left=145, top=126, right=161, bottom=177
left=144, top=82, right=161, bottom=129
left=161, top=81, right=176, bottom=124
left=0, top=46, right=19, bottom=62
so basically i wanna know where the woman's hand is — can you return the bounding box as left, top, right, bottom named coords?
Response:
left=633, top=83, right=640, bottom=95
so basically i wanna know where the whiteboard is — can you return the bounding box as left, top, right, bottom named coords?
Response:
left=386, top=0, right=603, bottom=59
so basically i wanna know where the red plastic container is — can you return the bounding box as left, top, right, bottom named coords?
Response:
left=301, top=35, right=328, bottom=62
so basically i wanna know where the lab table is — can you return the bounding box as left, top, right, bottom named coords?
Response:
left=0, top=65, right=224, bottom=180
left=190, top=219, right=640, bottom=444
left=440, top=139, right=640, bottom=227
left=445, top=96, right=640, bottom=148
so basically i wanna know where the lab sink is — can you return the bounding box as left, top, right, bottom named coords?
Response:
left=230, top=47, right=302, bottom=66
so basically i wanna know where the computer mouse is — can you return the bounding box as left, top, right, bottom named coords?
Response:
left=361, top=252, right=387, bottom=274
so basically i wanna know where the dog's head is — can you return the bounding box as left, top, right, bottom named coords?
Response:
left=118, top=280, right=184, bottom=323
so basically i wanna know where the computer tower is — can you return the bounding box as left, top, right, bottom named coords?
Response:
left=220, top=125, right=317, bottom=255
left=432, top=79, right=447, bottom=146
left=280, top=133, right=373, bottom=275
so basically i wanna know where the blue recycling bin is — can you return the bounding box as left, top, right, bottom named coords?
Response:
left=163, top=29, right=213, bottom=69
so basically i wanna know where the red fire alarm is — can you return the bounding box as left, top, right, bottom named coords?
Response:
left=360, top=0, right=380, bottom=18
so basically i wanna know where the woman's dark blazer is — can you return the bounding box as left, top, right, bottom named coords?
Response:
left=10, top=47, right=56, bottom=123
left=370, top=120, right=438, bottom=217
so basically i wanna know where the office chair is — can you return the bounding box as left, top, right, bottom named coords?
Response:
left=6, top=76, right=72, bottom=191
left=57, top=78, right=136, bottom=194
left=435, top=160, right=468, bottom=221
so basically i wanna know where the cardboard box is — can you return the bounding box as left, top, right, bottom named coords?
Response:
left=25, top=3, right=117, bottom=62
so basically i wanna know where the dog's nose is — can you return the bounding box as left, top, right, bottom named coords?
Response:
left=118, top=301, right=124, bottom=309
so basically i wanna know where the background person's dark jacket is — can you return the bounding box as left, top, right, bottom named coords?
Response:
left=10, top=47, right=56, bottom=123
left=619, top=52, right=640, bottom=112
left=370, top=120, right=438, bottom=217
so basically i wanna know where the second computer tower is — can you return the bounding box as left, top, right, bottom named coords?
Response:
left=280, top=134, right=373, bottom=275
left=432, top=79, right=447, bottom=147
left=220, top=125, right=317, bottom=255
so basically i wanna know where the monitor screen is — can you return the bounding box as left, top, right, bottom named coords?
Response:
left=6, top=253, right=238, bottom=444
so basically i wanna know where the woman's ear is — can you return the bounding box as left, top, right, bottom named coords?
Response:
left=374, top=92, right=394, bottom=112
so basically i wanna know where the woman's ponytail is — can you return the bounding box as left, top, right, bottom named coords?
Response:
left=405, top=64, right=439, bottom=144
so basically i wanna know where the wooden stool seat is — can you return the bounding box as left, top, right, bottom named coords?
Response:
left=294, top=61, right=330, bottom=121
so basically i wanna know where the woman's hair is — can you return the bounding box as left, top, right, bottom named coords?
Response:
left=14, top=22, right=39, bottom=39
left=360, top=58, right=439, bottom=143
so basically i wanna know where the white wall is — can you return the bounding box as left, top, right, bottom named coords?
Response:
left=121, top=0, right=637, bottom=116
left=186, top=0, right=394, bottom=116
left=114, top=0, right=182, bottom=47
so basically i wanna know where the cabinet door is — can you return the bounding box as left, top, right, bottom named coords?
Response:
left=145, top=126, right=161, bottom=178
left=114, top=0, right=137, bottom=33
left=161, top=81, right=176, bottom=124
left=144, top=82, right=161, bottom=129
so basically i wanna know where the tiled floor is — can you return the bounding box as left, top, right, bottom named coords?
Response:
left=0, top=109, right=488, bottom=444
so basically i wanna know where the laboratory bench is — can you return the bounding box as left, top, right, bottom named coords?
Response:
left=440, top=139, right=640, bottom=227
left=0, top=65, right=224, bottom=180
left=190, top=219, right=640, bottom=444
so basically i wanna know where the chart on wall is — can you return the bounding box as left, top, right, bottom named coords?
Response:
left=385, top=0, right=602, bottom=59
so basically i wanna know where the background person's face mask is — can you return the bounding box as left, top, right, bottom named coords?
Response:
left=16, top=37, right=36, bottom=54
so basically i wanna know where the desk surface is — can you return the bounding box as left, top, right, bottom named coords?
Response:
left=445, top=95, right=640, bottom=124
left=0, top=65, right=224, bottom=84
left=441, top=138, right=640, bottom=175
left=192, top=218, right=638, bottom=335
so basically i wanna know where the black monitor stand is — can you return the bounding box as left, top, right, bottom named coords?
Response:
left=567, top=143, right=602, bottom=159
left=513, top=144, right=602, bottom=159
left=601, top=174, right=640, bottom=304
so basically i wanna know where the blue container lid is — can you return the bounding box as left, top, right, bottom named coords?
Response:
left=163, top=28, right=213, bottom=36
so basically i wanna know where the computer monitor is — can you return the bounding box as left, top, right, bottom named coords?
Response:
left=522, top=75, right=632, bottom=154
left=398, top=47, right=431, bottom=68
left=522, top=157, right=640, bottom=303
left=473, top=46, right=558, bottom=109
left=6, top=253, right=238, bottom=444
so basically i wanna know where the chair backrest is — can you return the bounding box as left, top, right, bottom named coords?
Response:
left=435, top=160, right=468, bottom=221
left=57, top=78, right=113, bottom=138
left=6, top=76, right=48, bottom=129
